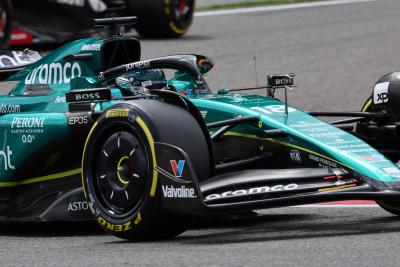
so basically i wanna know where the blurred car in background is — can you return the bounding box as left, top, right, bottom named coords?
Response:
left=1, top=0, right=195, bottom=47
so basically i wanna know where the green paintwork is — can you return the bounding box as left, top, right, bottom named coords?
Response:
left=0, top=37, right=104, bottom=182
left=0, top=34, right=400, bottom=187
left=191, top=94, right=400, bottom=183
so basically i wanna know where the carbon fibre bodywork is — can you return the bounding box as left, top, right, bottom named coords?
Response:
left=1, top=33, right=400, bottom=222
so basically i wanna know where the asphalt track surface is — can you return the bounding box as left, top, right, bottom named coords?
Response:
left=142, top=0, right=396, bottom=112
left=4, top=0, right=400, bottom=266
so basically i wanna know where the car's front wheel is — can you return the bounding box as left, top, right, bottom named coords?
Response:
left=82, top=100, right=211, bottom=240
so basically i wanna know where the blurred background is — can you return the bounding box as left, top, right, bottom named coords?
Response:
left=2, top=1, right=400, bottom=266
left=2, top=0, right=395, bottom=115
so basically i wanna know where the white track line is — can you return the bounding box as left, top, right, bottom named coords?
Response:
left=296, top=204, right=379, bottom=208
left=195, top=0, right=376, bottom=17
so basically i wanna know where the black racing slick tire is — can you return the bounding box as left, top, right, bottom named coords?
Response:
left=355, top=97, right=372, bottom=134
left=82, top=100, right=211, bottom=240
left=0, top=0, right=12, bottom=48
left=360, top=97, right=372, bottom=113
left=377, top=201, right=400, bottom=216
left=359, top=98, right=400, bottom=214
left=127, top=0, right=195, bottom=38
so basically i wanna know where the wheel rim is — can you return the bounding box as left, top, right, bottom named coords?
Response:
left=177, top=0, right=188, bottom=17
left=173, top=0, right=192, bottom=24
left=93, top=130, right=148, bottom=216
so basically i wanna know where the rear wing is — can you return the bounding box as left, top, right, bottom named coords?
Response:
left=0, top=50, right=42, bottom=80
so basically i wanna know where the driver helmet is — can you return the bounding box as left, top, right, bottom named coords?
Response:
left=116, top=69, right=167, bottom=94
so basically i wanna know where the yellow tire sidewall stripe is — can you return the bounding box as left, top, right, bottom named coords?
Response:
left=169, top=22, right=187, bottom=35
left=361, top=98, right=372, bottom=112
left=81, top=121, right=98, bottom=198
left=136, top=116, right=158, bottom=197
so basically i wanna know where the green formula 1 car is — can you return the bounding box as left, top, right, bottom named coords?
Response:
left=1, top=17, right=400, bottom=240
